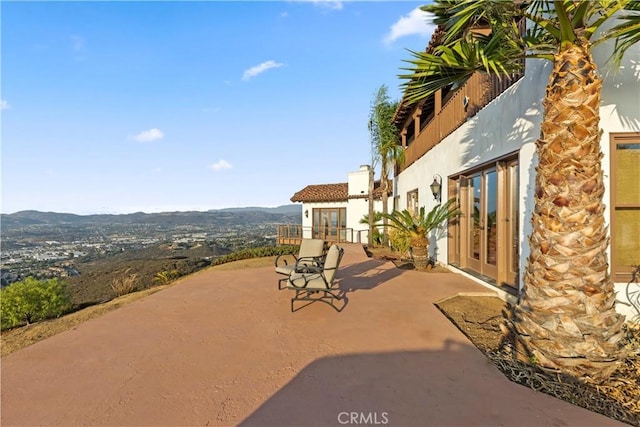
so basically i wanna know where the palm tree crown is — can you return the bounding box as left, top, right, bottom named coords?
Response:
left=401, top=1, right=640, bottom=103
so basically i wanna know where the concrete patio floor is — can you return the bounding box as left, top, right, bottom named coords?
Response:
left=1, top=244, right=624, bottom=426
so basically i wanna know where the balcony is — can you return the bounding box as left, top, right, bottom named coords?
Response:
left=276, top=225, right=361, bottom=246
left=396, top=70, right=523, bottom=174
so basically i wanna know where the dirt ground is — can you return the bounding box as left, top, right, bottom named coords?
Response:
left=437, top=294, right=640, bottom=425
left=436, top=294, right=508, bottom=353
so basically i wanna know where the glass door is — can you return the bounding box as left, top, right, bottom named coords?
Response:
left=312, top=208, right=346, bottom=242
left=450, top=155, right=520, bottom=288
left=505, top=161, right=519, bottom=287
left=465, top=169, right=498, bottom=280
left=467, top=173, right=482, bottom=271
left=484, top=169, right=498, bottom=278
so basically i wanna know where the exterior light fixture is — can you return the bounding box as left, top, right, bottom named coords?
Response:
left=304, top=209, right=309, bottom=218
left=430, top=174, right=442, bottom=203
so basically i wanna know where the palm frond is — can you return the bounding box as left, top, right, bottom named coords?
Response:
left=597, top=0, right=640, bottom=66
left=424, top=0, right=523, bottom=44
left=381, top=199, right=460, bottom=239
left=524, top=1, right=562, bottom=43
left=360, top=212, right=384, bottom=225
left=399, top=29, right=523, bottom=103
left=369, top=84, right=402, bottom=171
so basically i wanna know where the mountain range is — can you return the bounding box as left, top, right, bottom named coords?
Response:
left=0, top=205, right=302, bottom=229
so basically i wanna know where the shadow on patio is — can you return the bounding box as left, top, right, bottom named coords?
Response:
left=241, top=340, right=620, bottom=427
left=337, top=259, right=403, bottom=292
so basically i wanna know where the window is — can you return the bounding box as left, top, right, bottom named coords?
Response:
left=407, top=189, right=419, bottom=215
left=420, top=98, right=435, bottom=131
left=406, top=120, right=415, bottom=146
left=611, top=133, right=640, bottom=281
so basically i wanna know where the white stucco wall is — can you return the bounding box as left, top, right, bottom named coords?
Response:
left=348, top=165, right=371, bottom=197
left=347, top=197, right=383, bottom=243
left=394, top=41, right=640, bottom=317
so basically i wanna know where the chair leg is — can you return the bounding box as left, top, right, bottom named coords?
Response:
left=290, top=289, right=344, bottom=312
left=278, top=277, right=288, bottom=290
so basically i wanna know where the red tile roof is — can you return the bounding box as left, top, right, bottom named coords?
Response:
left=291, top=181, right=382, bottom=203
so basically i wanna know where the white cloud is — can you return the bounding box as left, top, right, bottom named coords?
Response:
left=1, top=100, right=11, bottom=110
left=310, top=0, right=343, bottom=10
left=242, top=60, right=284, bottom=81
left=384, top=8, right=435, bottom=45
left=209, top=160, right=233, bottom=171
left=132, top=128, right=164, bottom=142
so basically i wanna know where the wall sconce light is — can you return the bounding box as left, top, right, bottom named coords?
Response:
left=462, top=95, right=469, bottom=110
left=430, top=174, right=442, bottom=203
left=304, top=209, right=309, bottom=218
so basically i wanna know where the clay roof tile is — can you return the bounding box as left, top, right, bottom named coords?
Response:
left=291, top=181, right=383, bottom=203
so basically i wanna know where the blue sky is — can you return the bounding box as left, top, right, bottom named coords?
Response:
left=1, top=0, right=435, bottom=214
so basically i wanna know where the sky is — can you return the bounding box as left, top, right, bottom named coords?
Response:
left=1, top=0, right=436, bottom=215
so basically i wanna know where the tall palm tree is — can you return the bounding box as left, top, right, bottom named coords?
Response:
left=399, top=0, right=639, bottom=381
left=369, top=85, right=405, bottom=246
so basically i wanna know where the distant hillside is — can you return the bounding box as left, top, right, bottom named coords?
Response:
left=0, top=210, right=85, bottom=227
left=213, top=205, right=301, bottom=214
left=1, top=206, right=301, bottom=229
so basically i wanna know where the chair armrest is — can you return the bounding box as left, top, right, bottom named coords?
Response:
left=275, top=253, right=297, bottom=267
left=293, top=256, right=324, bottom=273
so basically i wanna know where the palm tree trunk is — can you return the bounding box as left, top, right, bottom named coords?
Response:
left=381, top=171, right=390, bottom=247
left=368, top=165, right=374, bottom=247
left=511, top=42, right=626, bottom=381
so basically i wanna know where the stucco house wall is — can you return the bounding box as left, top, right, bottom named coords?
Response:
left=393, top=39, right=639, bottom=316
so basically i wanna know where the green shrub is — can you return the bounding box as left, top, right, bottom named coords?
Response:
left=389, top=228, right=411, bottom=257
left=1, top=277, right=72, bottom=329
left=210, top=245, right=298, bottom=266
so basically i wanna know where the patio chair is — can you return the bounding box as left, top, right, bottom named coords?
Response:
left=275, top=238, right=325, bottom=290
left=287, top=244, right=345, bottom=312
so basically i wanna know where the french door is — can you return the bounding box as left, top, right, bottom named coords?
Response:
left=465, top=169, right=498, bottom=279
left=312, top=208, right=346, bottom=242
left=448, top=155, right=519, bottom=288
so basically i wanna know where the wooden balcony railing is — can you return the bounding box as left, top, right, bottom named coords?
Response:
left=397, top=70, right=523, bottom=174
left=276, top=225, right=361, bottom=246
